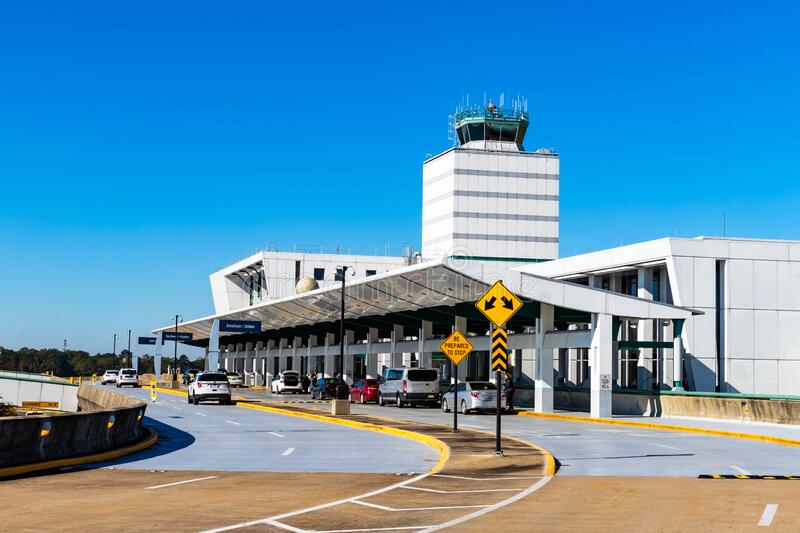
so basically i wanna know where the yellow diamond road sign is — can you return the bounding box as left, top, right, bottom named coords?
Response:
left=439, top=330, right=474, bottom=366
left=475, top=280, right=523, bottom=328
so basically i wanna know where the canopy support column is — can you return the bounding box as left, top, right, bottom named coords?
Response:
left=534, top=303, right=555, bottom=413
left=590, top=313, right=614, bottom=418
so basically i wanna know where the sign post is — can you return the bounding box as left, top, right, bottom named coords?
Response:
left=476, top=280, right=523, bottom=456
left=150, top=380, right=158, bottom=403
left=440, top=330, right=474, bottom=434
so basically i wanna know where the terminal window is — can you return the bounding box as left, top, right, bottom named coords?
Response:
left=313, top=268, right=325, bottom=281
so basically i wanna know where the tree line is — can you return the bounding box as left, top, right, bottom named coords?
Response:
left=0, top=346, right=205, bottom=377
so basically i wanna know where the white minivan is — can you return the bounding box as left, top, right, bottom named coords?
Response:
left=378, top=368, right=440, bottom=408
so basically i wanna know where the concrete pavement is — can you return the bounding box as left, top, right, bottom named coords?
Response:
left=242, top=390, right=800, bottom=478
left=96, top=386, right=438, bottom=473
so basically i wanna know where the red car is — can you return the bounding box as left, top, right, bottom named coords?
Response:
left=349, top=378, right=379, bottom=404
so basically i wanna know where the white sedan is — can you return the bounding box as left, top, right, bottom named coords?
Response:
left=101, top=370, right=118, bottom=385
left=271, top=371, right=303, bottom=394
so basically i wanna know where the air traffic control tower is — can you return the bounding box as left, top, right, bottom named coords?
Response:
left=421, top=98, right=559, bottom=265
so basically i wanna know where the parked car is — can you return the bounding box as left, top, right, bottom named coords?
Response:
left=271, top=370, right=303, bottom=394
left=116, top=368, right=140, bottom=388
left=101, top=369, right=119, bottom=385
left=187, top=372, right=231, bottom=405
left=182, top=368, right=204, bottom=385
left=441, top=381, right=506, bottom=414
left=378, top=368, right=440, bottom=408
left=310, top=377, right=345, bottom=400
left=349, top=378, right=380, bottom=404
left=225, top=371, right=243, bottom=388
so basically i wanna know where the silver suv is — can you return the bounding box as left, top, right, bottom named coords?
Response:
left=378, top=367, right=440, bottom=408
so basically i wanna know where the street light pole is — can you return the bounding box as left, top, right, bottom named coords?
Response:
left=171, top=315, right=182, bottom=382
left=336, top=266, right=352, bottom=399
left=113, top=334, right=117, bottom=368
left=127, top=329, right=131, bottom=368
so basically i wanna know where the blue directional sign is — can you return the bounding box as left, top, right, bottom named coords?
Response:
left=162, top=331, right=193, bottom=342
left=138, top=336, right=157, bottom=345
left=219, top=319, right=261, bottom=333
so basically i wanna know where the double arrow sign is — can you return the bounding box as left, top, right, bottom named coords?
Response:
left=475, top=280, right=523, bottom=374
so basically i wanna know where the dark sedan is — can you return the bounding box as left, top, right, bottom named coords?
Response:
left=310, top=377, right=347, bottom=400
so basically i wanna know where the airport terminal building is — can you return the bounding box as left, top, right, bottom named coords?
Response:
left=153, top=99, right=800, bottom=414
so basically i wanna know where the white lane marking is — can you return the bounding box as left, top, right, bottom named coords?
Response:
left=417, top=476, right=553, bottom=533
left=145, top=475, right=218, bottom=490
left=648, top=442, right=679, bottom=450
left=401, top=486, right=522, bottom=494
left=458, top=423, right=485, bottom=429
left=731, top=465, right=753, bottom=475
left=194, top=412, right=207, bottom=417
left=758, top=504, right=779, bottom=527
left=269, top=432, right=286, bottom=438
left=171, top=406, right=182, bottom=410
left=197, top=472, right=433, bottom=532
left=282, top=447, right=295, bottom=456
left=225, top=420, right=241, bottom=426
left=351, top=499, right=488, bottom=512
left=310, top=522, right=433, bottom=533
left=432, top=474, right=541, bottom=481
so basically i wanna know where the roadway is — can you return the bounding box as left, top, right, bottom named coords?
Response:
left=244, top=389, right=800, bottom=478
left=96, top=385, right=439, bottom=473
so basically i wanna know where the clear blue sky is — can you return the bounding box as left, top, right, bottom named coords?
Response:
left=2, top=1, right=799, bottom=354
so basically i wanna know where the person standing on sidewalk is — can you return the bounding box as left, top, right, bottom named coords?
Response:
left=503, top=371, right=515, bottom=411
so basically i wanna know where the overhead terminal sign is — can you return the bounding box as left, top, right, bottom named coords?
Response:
left=475, top=280, right=523, bottom=328
left=138, top=336, right=157, bottom=345
left=439, top=330, right=474, bottom=366
left=219, top=319, right=261, bottom=333
left=162, top=331, right=193, bottom=342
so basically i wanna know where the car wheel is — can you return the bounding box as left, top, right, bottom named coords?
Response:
left=396, top=394, right=404, bottom=408
left=187, top=393, right=192, bottom=404
left=193, top=395, right=199, bottom=405
left=360, top=393, right=365, bottom=404
left=378, top=393, right=385, bottom=406
left=460, top=400, right=468, bottom=415
left=442, top=399, right=449, bottom=413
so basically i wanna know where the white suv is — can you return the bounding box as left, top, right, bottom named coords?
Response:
left=378, top=368, right=440, bottom=408
left=188, top=372, right=231, bottom=405
left=116, top=368, right=139, bottom=388
left=101, top=370, right=119, bottom=385
left=271, top=371, right=303, bottom=394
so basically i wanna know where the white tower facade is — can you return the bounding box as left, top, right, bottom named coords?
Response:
left=421, top=101, right=559, bottom=263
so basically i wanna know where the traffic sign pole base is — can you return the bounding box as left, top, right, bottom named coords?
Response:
left=493, top=450, right=504, bottom=457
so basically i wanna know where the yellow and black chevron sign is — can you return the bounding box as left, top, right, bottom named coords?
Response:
left=491, top=327, right=508, bottom=372
left=700, top=474, right=800, bottom=480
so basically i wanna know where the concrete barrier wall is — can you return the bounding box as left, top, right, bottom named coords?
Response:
left=0, top=373, right=79, bottom=412
left=554, top=389, right=800, bottom=425
left=0, top=384, right=147, bottom=468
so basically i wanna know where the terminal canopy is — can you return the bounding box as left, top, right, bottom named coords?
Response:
left=153, top=259, right=699, bottom=348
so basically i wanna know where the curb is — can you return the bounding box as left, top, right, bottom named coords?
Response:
left=0, top=427, right=158, bottom=479
left=236, top=402, right=451, bottom=474
left=517, top=411, right=800, bottom=448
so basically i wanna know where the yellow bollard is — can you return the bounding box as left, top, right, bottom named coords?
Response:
left=69, top=377, right=74, bottom=384
left=92, top=374, right=97, bottom=384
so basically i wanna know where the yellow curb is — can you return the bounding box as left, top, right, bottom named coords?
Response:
left=236, top=402, right=450, bottom=474
left=0, top=427, right=158, bottom=479
left=156, top=387, right=186, bottom=397
left=517, top=411, right=800, bottom=448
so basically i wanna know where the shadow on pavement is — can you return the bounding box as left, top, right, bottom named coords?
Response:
left=87, top=416, right=196, bottom=468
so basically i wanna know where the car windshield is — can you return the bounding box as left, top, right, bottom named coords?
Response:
left=106, top=370, right=118, bottom=374
left=468, top=382, right=496, bottom=390
left=364, top=379, right=377, bottom=386
left=121, top=370, right=136, bottom=376
left=198, top=373, right=228, bottom=382
left=408, top=369, right=438, bottom=382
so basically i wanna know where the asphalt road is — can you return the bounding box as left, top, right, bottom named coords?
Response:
left=244, top=390, right=800, bottom=478
left=96, top=386, right=439, bottom=473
